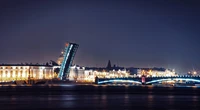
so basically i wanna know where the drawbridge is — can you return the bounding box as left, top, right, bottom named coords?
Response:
left=58, top=43, right=79, bottom=80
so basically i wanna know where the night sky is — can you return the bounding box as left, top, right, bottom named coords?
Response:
left=0, top=0, right=200, bottom=74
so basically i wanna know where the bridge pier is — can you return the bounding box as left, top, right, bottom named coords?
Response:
left=95, top=76, right=99, bottom=84
left=142, top=75, right=146, bottom=85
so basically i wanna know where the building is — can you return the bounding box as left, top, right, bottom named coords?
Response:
left=136, top=68, right=177, bottom=77
left=67, top=65, right=130, bottom=83
left=106, top=60, right=112, bottom=70
left=0, top=64, right=59, bottom=82
left=67, top=60, right=130, bottom=82
left=188, top=70, right=199, bottom=76
left=0, top=42, right=178, bottom=83
left=0, top=42, right=79, bottom=82
left=69, top=65, right=85, bottom=81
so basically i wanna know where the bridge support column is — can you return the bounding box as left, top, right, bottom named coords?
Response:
left=95, top=76, right=99, bottom=84
left=142, top=75, right=146, bottom=85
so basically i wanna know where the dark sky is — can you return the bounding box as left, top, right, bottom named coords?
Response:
left=0, top=0, right=200, bottom=73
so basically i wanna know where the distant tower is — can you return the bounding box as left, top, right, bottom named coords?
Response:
left=58, top=43, right=79, bottom=80
left=106, top=60, right=112, bottom=70
left=57, top=50, right=64, bottom=65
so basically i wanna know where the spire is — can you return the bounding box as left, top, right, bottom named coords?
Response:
left=106, top=60, right=112, bottom=70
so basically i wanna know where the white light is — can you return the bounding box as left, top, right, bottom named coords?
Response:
left=7, top=72, right=10, bottom=78
left=18, top=72, right=21, bottom=78
left=146, top=78, right=200, bottom=84
left=13, top=71, right=16, bottom=78
left=98, top=80, right=142, bottom=84
left=40, top=67, right=45, bottom=70
left=22, top=72, right=25, bottom=78
left=3, top=72, right=5, bottom=77
left=33, top=73, right=36, bottom=78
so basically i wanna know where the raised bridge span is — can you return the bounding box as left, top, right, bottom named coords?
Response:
left=58, top=43, right=79, bottom=80
left=95, top=76, right=200, bottom=85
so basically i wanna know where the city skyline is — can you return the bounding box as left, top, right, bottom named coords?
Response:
left=0, top=0, right=200, bottom=73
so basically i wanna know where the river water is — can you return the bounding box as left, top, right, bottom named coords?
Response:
left=0, top=85, right=200, bottom=110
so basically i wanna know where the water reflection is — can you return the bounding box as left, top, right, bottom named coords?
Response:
left=10, top=96, right=16, bottom=105
left=193, top=96, right=199, bottom=109
left=0, top=86, right=200, bottom=110
left=124, top=94, right=129, bottom=108
left=167, top=95, right=174, bottom=105
left=147, top=95, right=154, bottom=108
left=101, top=95, right=107, bottom=110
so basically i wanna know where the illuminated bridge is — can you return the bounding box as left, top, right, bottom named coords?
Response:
left=58, top=43, right=79, bottom=80
left=95, top=76, right=200, bottom=85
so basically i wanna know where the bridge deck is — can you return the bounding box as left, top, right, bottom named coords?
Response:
left=96, top=76, right=200, bottom=84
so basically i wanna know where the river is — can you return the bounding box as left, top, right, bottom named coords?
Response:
left=0, top=85, right=199, bottom=110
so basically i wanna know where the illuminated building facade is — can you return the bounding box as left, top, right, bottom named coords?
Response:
left=58, top=43, right=79, bottom=80
left=0, top=42, right=178, bottom=83
left=137, top=68, right=177, bottom=77
left=188, top=70, right=199, bottom=76
left=68, top=65, right=130, bottom=82
left=0, top=42, right=79, bottom=82
left=69, top=65, right=85, bottom=81
left=0, top=64, right=58, bottom=82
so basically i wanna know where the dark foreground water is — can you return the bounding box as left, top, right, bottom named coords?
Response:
left=0, top=85, right=200, bottom=110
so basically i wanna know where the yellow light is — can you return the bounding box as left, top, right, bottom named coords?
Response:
left=18, top=72, right=21, bottom=78
left=3, top=72, right=5, bottom=77
left=33, top=73, right=36, bottom=78
left=13, top=71, right=16, bottom=78
left=22, top=74, right=25, bottom=77
left=7, top=72, right=10, bottom=78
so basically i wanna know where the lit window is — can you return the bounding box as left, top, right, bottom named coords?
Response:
left=3, top=72, right=5, bottom=77
left=7, top=71, right=10, bottom=78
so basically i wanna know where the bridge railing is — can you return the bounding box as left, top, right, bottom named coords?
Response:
left=97, top=75, right=200, bottom=80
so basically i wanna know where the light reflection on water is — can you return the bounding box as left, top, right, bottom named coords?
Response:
left=147, top=95, right=154, bottom=108
left=0, top=86, right=199, bottom=110
left=0, top=94, right=199, bottom=110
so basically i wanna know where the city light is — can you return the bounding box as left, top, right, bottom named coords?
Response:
left=98, top=80, right=142, bottom=84
left=0, top=65, right=57, bottom=82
